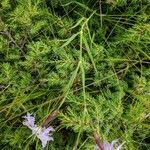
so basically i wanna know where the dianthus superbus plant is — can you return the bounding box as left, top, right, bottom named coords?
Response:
left=0, top=0, right=150, bottom=149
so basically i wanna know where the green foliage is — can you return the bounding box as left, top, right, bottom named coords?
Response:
left=0, top=0, right=150, bottom=149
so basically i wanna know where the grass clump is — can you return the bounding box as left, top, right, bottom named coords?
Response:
left=0, top=0, right=150, bottom=149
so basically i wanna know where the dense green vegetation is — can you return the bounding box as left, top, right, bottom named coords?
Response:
left=0, top=0, right=150, bottom=149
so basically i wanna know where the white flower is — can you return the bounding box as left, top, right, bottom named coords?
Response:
left=23, top=113, right=54, bottom=148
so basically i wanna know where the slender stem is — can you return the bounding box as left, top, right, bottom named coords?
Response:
left=93, top=130, right=103, bottom=150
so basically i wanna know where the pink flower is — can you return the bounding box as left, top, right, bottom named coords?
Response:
left=95, top=140, right=125, bottom=150
left=23, top=113, right=54, bottom=148
left=23, top=113, right=37, bottom=129
left=36, top=127, right=54, bottom=148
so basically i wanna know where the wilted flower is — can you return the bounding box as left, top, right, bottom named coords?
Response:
left=95, top=140, right=125, bottom=150
left=106, top=0, right=115, bottom=4
left=23, top=113, right=54, bottom=148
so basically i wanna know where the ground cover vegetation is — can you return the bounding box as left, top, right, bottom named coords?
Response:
left=0, top=0, right=150, bottom=149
